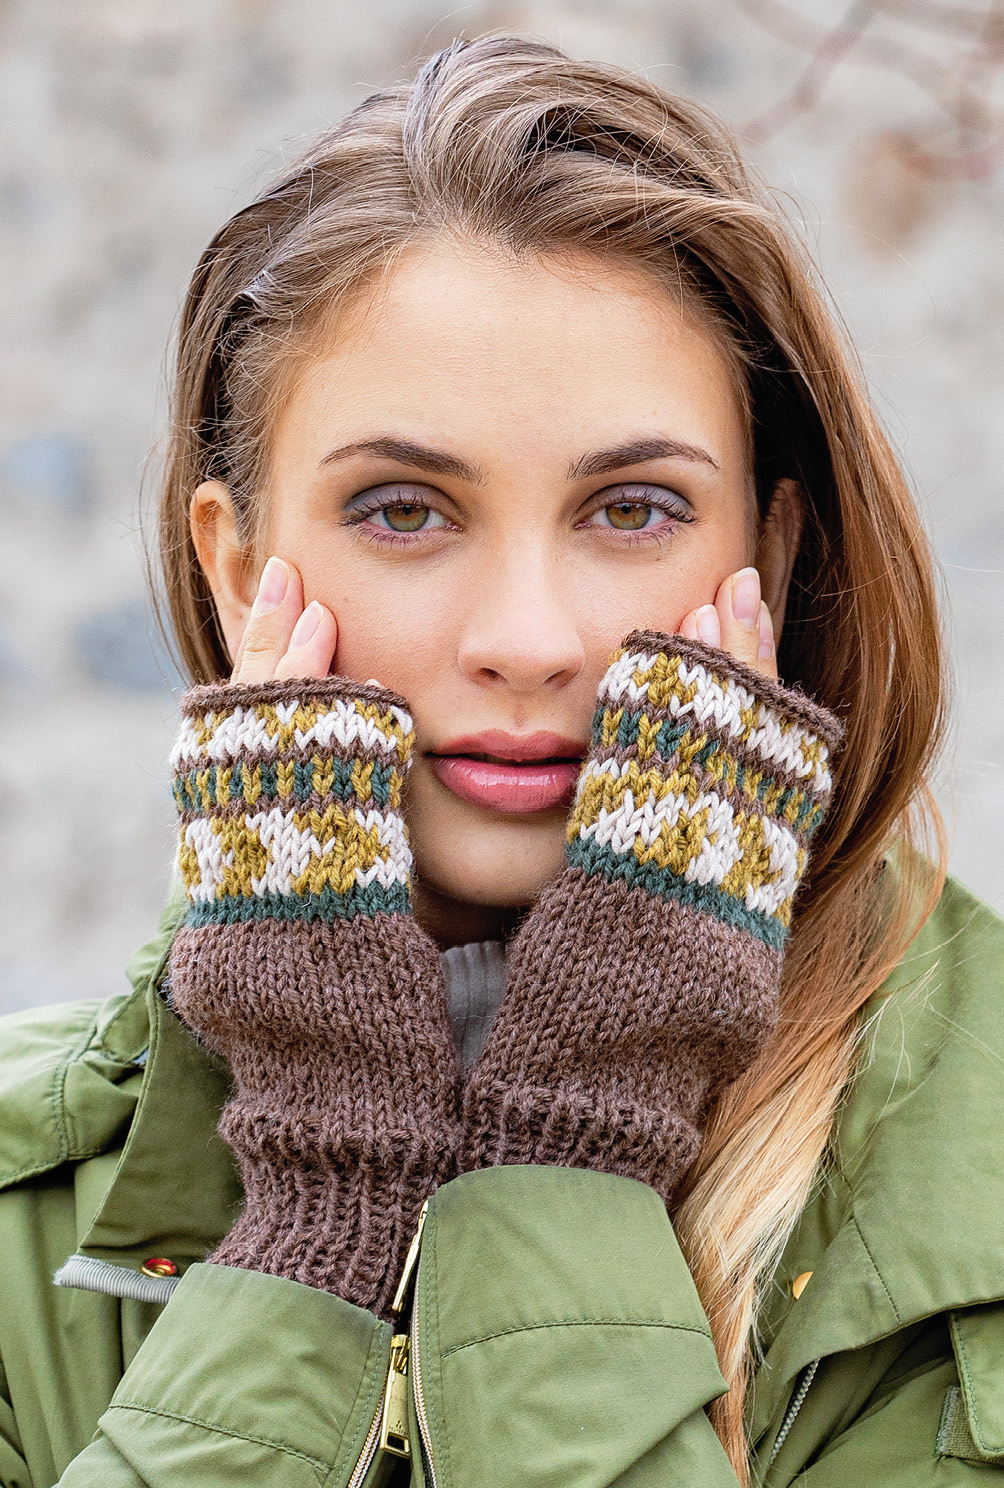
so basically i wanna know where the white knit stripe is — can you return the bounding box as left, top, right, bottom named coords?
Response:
left=576, top=781, right=800, bottom=901
left=249, top=806, right=336, bottom=896
left=355, top=854, right=411, bottom=889
left=596, top=651, right=647, bottom=707
left=183, top=806, right=411, bottom=901
left=171, top=699, right=409, bottom=770
left=297, top=699, right=412, bottom=755
left=173, top=709, right=282, bottom=766
left=169, top=715, right=204, bottom=771
left=683, top=794, right=744, bottom=887
left=182, top=816, right=232, bottom=903
left=580, top=786, right=740, bottom=878
left=745, top=815, right=801, bottom=917
left=350, top=808, right=412, bottom=889
left=600, top=650, right=832, bottom=797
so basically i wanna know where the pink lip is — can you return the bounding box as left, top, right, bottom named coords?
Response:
left=428, top=730, right=586, bottom=815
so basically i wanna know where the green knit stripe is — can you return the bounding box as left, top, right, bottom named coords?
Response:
left=591, top=705, right=826, bottom=833
left=566, top=835, right=787, bottom=951
left=172, top=755, right=401, bottom=816
left=185, top=882, right=412, bottom=928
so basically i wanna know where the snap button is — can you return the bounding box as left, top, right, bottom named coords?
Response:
left=141, top=1257, right=178, bottom=1278
left=792, top=1270, right=813, bottom=1300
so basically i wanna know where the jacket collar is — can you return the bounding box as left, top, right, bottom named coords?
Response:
left=752, top=874, right=1004, bottom=1437
left=28, top=881, right=240, bottom=1273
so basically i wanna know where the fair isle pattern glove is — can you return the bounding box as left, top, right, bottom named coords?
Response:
left=166, top=676, right=462, bottom=1320
left=461, top=631, right=843, bottom=1205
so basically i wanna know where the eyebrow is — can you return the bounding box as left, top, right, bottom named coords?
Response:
left=318, top=437, right=485, bottom=483
left=317, top=433, right=719, bottom=483
left=568, top=437, right=719, bottom=479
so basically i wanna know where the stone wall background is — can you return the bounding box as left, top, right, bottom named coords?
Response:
left=2, top=0, right=1002, bottom=1013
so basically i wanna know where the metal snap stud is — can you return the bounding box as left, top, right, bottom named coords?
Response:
left=141, top=1257, right=178, bottom=1278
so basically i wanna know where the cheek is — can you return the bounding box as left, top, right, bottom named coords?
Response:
left=287, top=534, right=458, bottom=703
left=571, top=522, right=755, bottom=653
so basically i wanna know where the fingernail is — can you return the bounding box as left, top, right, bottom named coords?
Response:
left=731, top=567, right=761, bottom=630
left=255, top=556, right=289, bottom=613
left=758, top=601, right=775, bottom=660
left=696, top=604, right=721, bottom=647
left=290, top=601, right=322, bottom=648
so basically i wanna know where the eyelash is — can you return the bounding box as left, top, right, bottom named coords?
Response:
left=342, top=488, right=458, bottom=547
left=340, top=483, right=695, bottom=548
left=577, top=485, right=695, bottom=546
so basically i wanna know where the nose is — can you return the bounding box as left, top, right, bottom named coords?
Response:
left=457, top=545, right=585, bottom=693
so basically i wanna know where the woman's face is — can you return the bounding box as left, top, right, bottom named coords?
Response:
left=196, top=238, right=797, bottom=934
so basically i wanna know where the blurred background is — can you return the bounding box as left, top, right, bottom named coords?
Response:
left=2, top=0, right=1002, bottom=1013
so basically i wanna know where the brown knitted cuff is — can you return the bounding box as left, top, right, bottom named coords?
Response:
left=460, top=632, right=843, bottom=1205
left=167, top=674, right=461, bottom=1318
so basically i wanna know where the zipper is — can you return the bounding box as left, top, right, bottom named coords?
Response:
left=346, top=1401, right=384, bottom=1488
left=389, top=1200, right=428, bottom=1318
left=346, top=1201, right=430, bottom=1483
left=768, top=1358, right=819, bottom=1467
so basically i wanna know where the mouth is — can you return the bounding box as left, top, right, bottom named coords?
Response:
left=427, top=730, right=587, bottom=816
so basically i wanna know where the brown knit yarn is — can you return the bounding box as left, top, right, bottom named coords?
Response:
left=166, top=634, right=841, bottom=1314
left=460, top=631, right=843, bottom=1206
left=166, top=675, right=462, bottom=1320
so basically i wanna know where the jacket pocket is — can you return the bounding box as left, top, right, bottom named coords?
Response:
left=944, top=1304, right=1004, bottom=1462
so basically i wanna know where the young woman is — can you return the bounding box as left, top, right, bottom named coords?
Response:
left=2, top=33, right=1002, bottom=1488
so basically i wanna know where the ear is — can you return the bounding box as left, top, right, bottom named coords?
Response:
left=756, top=477, right=804, bottom=637
left=189, top=480, right=257, bottom=665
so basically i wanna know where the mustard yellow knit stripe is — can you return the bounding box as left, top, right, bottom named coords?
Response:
left=173, top=757, right=405, bottom=814
left=573, top=749, right=823, bottom=837
left=177, top=804, right=410, bottom=904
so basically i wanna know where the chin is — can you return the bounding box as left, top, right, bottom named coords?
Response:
left=411, top=816, right=567, bottom=908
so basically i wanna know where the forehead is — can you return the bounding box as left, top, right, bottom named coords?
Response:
left=273, top=237, right=749, bottom=473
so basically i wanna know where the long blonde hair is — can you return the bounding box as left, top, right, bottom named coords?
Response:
left=155, top=36, right=947, bottom=1479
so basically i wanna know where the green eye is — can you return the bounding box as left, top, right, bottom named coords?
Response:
left=605, top=502, right=652, bottom=530
left=382, top=503, right=430, bottom=532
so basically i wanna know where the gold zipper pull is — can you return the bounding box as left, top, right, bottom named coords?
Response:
left=389, top=1199, right=429, bottom=1319
left=378, top=1333, right=412, bottom=1458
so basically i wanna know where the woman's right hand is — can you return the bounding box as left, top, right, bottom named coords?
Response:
left=168, top=552, right=462, bottom=1318
left=229, top=555, right=339, bottom=684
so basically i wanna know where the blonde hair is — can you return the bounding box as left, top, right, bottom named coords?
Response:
left=155, top=36, right=947, bottom=1479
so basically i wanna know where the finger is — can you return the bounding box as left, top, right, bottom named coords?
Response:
left=757, top=600, right=779, bottom=682
left=678, top=603, right=721, bottom=647
left=715, top=567, right=764, bottom=673
left=273, top=600, right=338, bottom=682
left=231, top=557, right=303, bottom=683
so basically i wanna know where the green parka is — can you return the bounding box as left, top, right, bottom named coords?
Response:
left=1, top=872, right=1003, bottom=1487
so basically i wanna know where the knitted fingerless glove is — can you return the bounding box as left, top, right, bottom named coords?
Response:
left=166, top=676, right=461, bottom=1319
left=461, top=632, right=843, bottom=1205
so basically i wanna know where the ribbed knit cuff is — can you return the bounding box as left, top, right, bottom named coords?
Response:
left=566, top=631, right=843, bottom=950
left=170, top=674, right=416, bottom=926
left=209, top=1108, right=452, bottom=1316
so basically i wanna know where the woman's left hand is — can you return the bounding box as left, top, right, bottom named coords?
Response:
left=677, top=566, right=777, bottom=680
